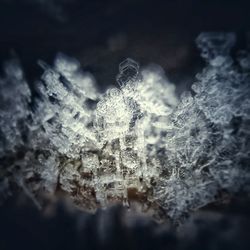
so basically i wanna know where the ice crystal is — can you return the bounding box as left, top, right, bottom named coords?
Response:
left=116, top=58, right=140, bottom=87
left=0, top=33, right=250, bottom=222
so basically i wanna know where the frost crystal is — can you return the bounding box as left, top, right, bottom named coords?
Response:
left=116, top=58, right=140, bottom=87
left=0, top=33, right=250, bottom=222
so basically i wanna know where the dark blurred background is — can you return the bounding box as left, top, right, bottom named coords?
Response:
left=1, top=1, right=250, bottom=249
left=1, top=0, right=250, bottom=92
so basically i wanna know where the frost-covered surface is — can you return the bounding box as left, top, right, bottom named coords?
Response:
left=0, top=33, right=250, bottom=221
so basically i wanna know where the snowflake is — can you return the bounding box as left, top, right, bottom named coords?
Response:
left=0, top=33, right=250, bottom=222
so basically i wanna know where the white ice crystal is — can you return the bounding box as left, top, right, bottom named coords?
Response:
left=0, top=33, right=250, bottom=221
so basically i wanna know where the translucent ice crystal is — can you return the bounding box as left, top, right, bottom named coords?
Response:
left=1, top=33, right=250, bottom=222
left=116, top=58, right=140, bottom=88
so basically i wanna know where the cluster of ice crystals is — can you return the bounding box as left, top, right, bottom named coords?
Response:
left=0, top=58, right=31, bottom=158
left=34, top=53, right=99, bottom=157
left=95, top=88, right=133, bottom=143
left=154, top=32, right=250, bottom=219
left=0, top=33, right=250, bottom=221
